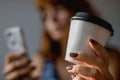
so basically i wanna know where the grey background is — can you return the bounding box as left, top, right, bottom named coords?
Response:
left=0, top=0, right=120, bottom=79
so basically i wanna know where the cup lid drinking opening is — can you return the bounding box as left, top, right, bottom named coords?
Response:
left=71, top=12, right=114, bottom=36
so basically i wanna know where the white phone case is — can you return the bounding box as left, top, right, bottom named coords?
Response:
left=4, top=26, right=27, bottom=53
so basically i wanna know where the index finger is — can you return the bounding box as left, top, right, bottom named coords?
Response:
left=89, top=39, right=110, bottom=65
left=5, top=53, right=26, bottom=64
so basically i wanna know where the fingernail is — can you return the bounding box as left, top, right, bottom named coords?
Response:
left=66, top=65, right=73, bottom=70
left=89, top=39, right=97, bottom=45
left=71, top=75, right=76, bottom=79
left=70, top=53, right=78, bottom=57
left=72, top=74, right=76, bottom=77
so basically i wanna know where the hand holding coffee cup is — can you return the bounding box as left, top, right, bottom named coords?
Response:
left=66, top=39, right=113, bottom=80
left=65, top=12, right=114, bottom=64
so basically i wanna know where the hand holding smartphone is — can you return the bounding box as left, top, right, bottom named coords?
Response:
left=4, top=26, right=32, bottom=80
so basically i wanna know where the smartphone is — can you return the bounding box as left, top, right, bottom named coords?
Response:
left=4, top=26, right=27, bottom=54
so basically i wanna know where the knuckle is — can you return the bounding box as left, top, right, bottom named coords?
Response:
left=96, top=58, right=103, bottom=65
left=73, top=65, right=80, bottom=73
left=3, top=64, right=13, bottom=75
left=90, top=68, right=99, bottom=78
left=6, top=71, right=19, bottom=80
left=3, top=65, right=7, bottom=74
left=3, top=67, right=8, bottom=75
left=7, top=53, right=26, bottom=60
left=11, top=62, right=17, bottom=69
left=7, top=53, right=17, bottom=58
left=78, top=53, right=89, bottom=61
left=13, top=58, right=29, bottom=67
left=19, top=58, right=31, bottom=67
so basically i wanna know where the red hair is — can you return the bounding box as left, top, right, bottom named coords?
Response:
left=36, top=0, right=96, bottom=14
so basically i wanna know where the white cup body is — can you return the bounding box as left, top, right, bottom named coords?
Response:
left=65, top=20, right=111, bottom=64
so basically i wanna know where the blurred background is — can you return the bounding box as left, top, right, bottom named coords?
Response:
left=0, top=0, right=120, bottom=79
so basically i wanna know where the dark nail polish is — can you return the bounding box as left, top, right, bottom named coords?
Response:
left=70, top=53, right=78, bottom=57
left=72, top=74, right=76, bottom=77
left=90, top=39, right=97, bottom=45
left=66, top=65, right=73, bottom=70
left=71, top=74, right=76, bottom=79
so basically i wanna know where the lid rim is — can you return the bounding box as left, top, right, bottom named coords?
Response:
left=71, top=12, right=114, bottom=36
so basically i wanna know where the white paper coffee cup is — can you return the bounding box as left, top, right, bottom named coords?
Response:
left=65, top=12, right=114, bottom=64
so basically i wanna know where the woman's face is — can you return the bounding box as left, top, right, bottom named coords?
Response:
left=41, top=4, right=72, bottom=41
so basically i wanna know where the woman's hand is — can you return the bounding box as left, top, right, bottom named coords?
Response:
left=66, top=39, right=113, bottom=80
left=3, top=53, right=34, bottom=80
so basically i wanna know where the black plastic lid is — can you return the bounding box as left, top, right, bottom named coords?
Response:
left=71, top=12, right=114, bottom=36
